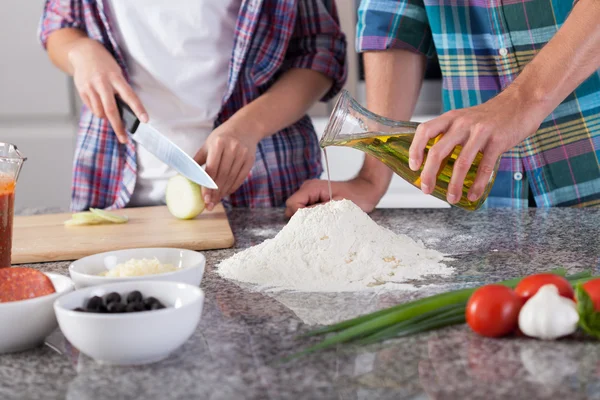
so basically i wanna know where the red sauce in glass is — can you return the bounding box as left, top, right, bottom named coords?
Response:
left=0, top=178, right=15, bottom=268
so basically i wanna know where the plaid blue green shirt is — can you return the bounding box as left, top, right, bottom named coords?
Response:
left=357, top=0, right=600, bottom=208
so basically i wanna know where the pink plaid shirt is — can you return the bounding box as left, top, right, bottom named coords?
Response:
left=39, top=0, right=347, bottom=210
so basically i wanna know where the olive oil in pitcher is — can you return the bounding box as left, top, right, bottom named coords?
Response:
left=319, top=91, right=499, bottom=211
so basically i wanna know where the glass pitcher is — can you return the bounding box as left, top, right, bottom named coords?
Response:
left=0, top=143, right=26, bottom=268
left=319, top=90, right=499, bottom=211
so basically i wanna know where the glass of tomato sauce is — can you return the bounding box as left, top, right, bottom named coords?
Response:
left=0, top=143, right=26, bottom=268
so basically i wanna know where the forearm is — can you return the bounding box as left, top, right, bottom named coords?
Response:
left=502, top=0, right=600, bottom=120
left=225, top=68, right=332, bottom=142
left=46, top=28, right=92, bottom=75
left=358, top=49, right=427, bottom=196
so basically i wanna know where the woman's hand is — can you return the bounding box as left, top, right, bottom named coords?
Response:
left=69, top=39, right=148, bottom=143
left=408, top=91, right=544, bottom=204
left=284, top=177, right=384, bottom=217
left=194, top=122, right=258, bottom=211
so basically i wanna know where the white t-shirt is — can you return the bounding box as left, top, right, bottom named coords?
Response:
left=105, top=0, right=241, bottom=206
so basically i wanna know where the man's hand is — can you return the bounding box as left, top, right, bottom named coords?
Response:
left=284, top=177, right=383, bottom=217
left=409, top=0, right=600, bottom=205
left=69, top=39, right=148, bottom=143
left=408, top=91, right=544, bottom=204
left=194, top=122, right=258, bottom=211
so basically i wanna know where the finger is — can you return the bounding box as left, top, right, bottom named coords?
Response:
left=419, top=130, right=466, bottom=195
left=86, top=90, right=105, bottom=119
left=113, top=77, right=148, bottom=123
left=409, top=115, right=453, bottom=171
left=285, top=191, right=309, bottom=218
left=201, top=187, right=214, bottom=212
left=98, top=82, right=127, bottom=144
left=467, top=149, right=501, bottom=203
left=223, top=156, right=248, bottom=197
left=203, top=188, right=217, bottom=211
left=79, top=92, right=94, bottom=114
left=446, top=136, right=486, bottom=204
left=230, top=160, right=251, bottom=195
left=194, top=146, right=208, bottom=166
left=194, top=145, right=213, bottom=207
left=218, top=145, right=242, bottom=197
left=203, top=141, right=224, bottom=207
left=211, top=147, right=235, bottom=204
left=284, top=181, right=329, bottom=217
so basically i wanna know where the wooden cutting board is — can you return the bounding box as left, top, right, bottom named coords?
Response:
left=11, top=204, right=235, bottom=264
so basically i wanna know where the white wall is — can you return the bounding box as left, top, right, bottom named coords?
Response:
left=0, top=0, right=77, bottom=212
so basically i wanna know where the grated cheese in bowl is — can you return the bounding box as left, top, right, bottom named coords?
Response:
left=100, top=258, right=179, bottom=277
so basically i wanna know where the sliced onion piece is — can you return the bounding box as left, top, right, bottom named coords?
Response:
left=166, top=174, right=205, bottom=220
left=64, top=218, right=103, bottom=226
left=89, top=208, right=129, bottom=224
left=64, top=213, right=105, bottom=226
left=71, top=212, right=105, bottom=223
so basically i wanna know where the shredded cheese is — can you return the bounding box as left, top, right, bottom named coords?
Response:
left=101, top=258, right=178, bottom=277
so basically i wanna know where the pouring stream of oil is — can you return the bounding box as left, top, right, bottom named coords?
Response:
left=324, top=148, right=333, bottom=202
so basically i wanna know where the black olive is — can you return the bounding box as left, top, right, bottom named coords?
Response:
left=143, top=297, right=159, bottom=310
left=97, top=304, right=108, bottom=313
left=107, top=302, right=126, bottom=313
left=150, top=302, right=165, bottom=310
left=73, top=307, right=85, bottom=312
left=104, top=292, right=121, bottom=305
left=126, top=302, right=145, bottom=312
left=143, top=296, right=158, bottom=306
left=86, top=296, right=103, bottom=311
left=126, top=291, right=143, bottom=304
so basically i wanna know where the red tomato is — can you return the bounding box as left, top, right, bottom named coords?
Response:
left=466, top=285, right=522, bottom=338
left=583, top=279, right=600, bottom=310
left=514, top=273, right=573, bottom=301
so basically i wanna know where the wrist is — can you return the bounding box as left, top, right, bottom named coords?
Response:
left=67, top=38, right=99, bottom=72
left=215, top=116, right=263, bottom=146
left=356, top=158, right=393, bottom=200
left=225, top=110, right=269, bottom=143
left=502, top=75, right=555, bottom=125
left=66, top=38, right=87, bottom=70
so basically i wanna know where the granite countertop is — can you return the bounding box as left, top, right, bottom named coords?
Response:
left=2, top=207, right=600, bottom=400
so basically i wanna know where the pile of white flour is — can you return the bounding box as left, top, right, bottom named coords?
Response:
left=217, top=200, right=453, bottom=292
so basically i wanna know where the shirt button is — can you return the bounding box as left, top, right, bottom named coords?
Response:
left=514, top=172, right=523, bottom=181
left=499, top=48, right=508, bottom=57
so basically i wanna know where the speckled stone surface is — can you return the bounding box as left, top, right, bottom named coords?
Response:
left=2, top=207, right=600, bottom=400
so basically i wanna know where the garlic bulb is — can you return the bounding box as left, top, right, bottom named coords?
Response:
left=518, top=284, right=579, bottom=340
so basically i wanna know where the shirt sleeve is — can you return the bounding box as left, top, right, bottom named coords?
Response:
left=284, top=0, right=348, bottom=102
left=356, top=0, right=435, bottom=57
left=38, top=0, right=86, bottom=49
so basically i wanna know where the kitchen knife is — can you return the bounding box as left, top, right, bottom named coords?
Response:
left=116, top=97, right=218, bottom=190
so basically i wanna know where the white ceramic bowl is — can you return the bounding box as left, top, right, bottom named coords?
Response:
left=69, top=248, right=205, bottom=289
left=54, top=280, right=204, bottom=365
left=0, top=273, right=74, bottom=354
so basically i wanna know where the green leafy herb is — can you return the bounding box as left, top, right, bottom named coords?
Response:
left=576, top=284, right=600, bottom=339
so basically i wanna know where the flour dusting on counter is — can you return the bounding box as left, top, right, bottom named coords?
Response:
left=217, top=200, right=453, bottom=292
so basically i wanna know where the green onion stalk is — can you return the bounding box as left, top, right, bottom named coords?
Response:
left=289, top=268, right=594, bottom=360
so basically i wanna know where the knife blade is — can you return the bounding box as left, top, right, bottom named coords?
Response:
left=116, top=97, right=218, bottom=190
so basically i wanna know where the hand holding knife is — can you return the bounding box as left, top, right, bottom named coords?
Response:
left=115, top=97, right=218, bottom=190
